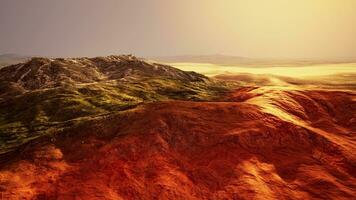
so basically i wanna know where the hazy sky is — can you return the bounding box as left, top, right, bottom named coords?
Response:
left=1, top=0, right=356, bottom=59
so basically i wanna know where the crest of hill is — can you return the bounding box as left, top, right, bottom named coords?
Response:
left=0, top=55, right=207, bottom=90
left=0, top=55, right=230, bottom=155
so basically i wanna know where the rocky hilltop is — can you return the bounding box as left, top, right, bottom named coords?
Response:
left=0, top=55, right=229, bottom=155
left=0, top=55, right=206, bottom=91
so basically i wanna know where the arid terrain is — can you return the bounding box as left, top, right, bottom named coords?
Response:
left=0, top=55, right=355, bottom=199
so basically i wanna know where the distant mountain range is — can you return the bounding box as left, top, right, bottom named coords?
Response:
left=0, top=54, right=30, bottom=67
left=2, top=54, right=355, bottom=68
left=149, top=54, right=356, bottom=66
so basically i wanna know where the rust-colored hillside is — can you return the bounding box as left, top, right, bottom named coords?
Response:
left=1, top=85, right=355, bottom=199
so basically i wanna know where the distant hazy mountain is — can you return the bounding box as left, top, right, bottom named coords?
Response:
left=150, top=54, right=356, bottom=66
left=149, top=55, right=252, bottom=65
left=0, top=54, right=29, bottom=67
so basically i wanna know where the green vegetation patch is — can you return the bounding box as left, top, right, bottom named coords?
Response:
left=0, top=78, right=232, bottom=154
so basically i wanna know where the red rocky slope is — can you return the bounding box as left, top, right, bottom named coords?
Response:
left=0, top=87, right=355, bottom=200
